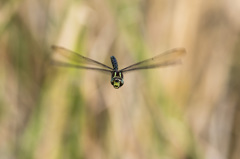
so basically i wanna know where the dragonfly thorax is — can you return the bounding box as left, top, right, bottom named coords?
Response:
left=111, top=71, right=124, bottom=89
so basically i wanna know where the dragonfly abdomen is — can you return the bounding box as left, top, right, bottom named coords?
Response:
left=111, top=56, right=118, bottom=70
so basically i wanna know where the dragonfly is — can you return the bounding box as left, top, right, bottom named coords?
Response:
left=51, top=45, right=186, bottom=89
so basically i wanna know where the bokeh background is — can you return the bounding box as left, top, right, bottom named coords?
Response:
left=1, top=0, right=240, bottom=159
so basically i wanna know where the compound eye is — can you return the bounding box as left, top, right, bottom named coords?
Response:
left=121, top=79, right=124, bottom=85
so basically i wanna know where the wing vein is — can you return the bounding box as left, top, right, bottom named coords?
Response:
left=52, top=45, right=113, bottom=70
left=119, top=48, right=186, bottom=72
left=52, top=61, right=112, bottom=73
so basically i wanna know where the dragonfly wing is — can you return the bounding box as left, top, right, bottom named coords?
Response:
left=52, top=45, right=113, bottom=70
left=52, top=61, right=112, bottom=73
left=119, top=48, right=186, bottom=72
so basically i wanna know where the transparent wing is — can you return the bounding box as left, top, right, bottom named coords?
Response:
left=119, top=48, right=186, bottom=72
left=52, top=45, right=113, bottom=71
left=51, top=61, right=113, bottom=73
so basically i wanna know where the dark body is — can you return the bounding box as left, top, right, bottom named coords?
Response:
left=110, top=56, right=124, bottom=88
left=52, top=45, right=186, bottom=89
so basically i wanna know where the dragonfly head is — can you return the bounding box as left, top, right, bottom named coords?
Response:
left=111, top=71, right=124, bottom=89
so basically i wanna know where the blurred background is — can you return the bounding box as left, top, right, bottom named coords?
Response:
left=1, top=0, right=240, bottom=159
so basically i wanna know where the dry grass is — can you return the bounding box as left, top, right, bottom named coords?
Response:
left=1, top=0, right=240, bottom=159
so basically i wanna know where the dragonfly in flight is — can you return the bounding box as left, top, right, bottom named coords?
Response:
left=52, top=45, right=186, bottom=89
